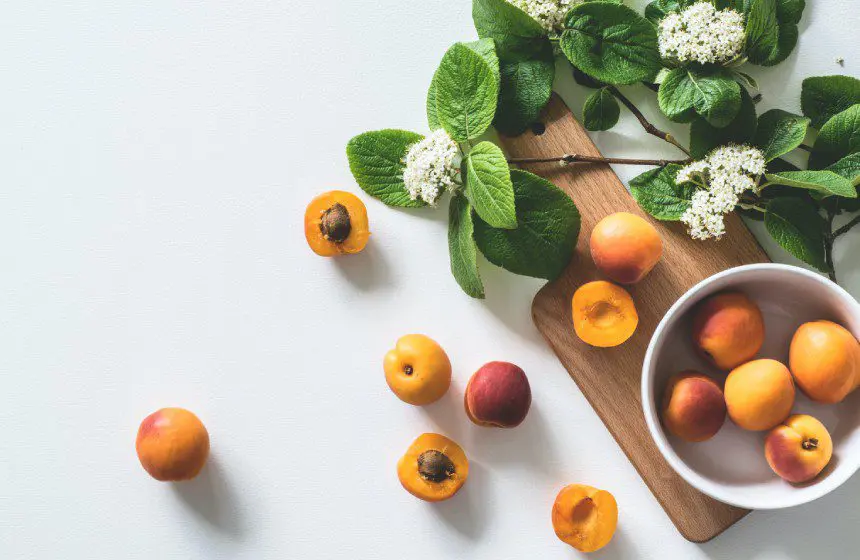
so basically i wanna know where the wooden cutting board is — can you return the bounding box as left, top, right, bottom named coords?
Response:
left=498, top=94, right=770, bottom=543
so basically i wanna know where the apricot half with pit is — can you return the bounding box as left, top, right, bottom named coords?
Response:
left=136, top=408, right=210, bottom=481
left=765, top=414, right=833, bottom=484
left=464, top=361, right=531, bottom=428
left=661, top=371, right=726, bottom=442
left=692, top=291, right=764, bottom=371
left=552, top=484, right=618, bottom=553
left=590, top=212, right=663, bottom=284
left=304, top=190, right=370, bottom=256
left=384, top=334, right=451, bottom=406
left=789, top=320, right=860, bottom=404
left=397, top=433, right=468, bottom=502
left=724, top=359, right=795, bottom=431
left=572, top=281, right=638, bottom=347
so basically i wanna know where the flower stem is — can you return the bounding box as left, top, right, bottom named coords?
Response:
left=833, top=214, right=860, bottom=238
left=607, top=86, right=692, bottom=157
left=507, top=153, right=689, bottom=167
left=824, top=207, right=838, bottom=282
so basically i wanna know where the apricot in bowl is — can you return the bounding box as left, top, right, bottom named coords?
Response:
left=692, top=291, right=764, bottom=371
left=643, top=263, right=860, bottom=509
left=661, top=371, right=726, bottom=442
left=790, top=320, right=860, bottom=404
left=766, top=414, right=833, bottom=484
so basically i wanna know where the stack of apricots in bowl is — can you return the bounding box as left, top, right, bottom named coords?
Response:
left=642, top=264, right=860, bottom=509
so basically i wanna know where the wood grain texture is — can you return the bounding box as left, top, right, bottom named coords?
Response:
left=498, top=95, right=769, bottom=543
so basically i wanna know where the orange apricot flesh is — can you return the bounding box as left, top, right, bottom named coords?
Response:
left=572, top=281, right=638, bottom=347
left=552, top=484, right=618, bottom=553
left=590, top=212, right=663, bottom=285
left=304, top=190, right=370, bottom=256
left=397, top=433, right=468, bottom=502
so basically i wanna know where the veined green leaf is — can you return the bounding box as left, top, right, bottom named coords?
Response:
left=448, top=194, right=485, bottom=298
left=346, top=130, right=425, bottom=207
left=463, top=142, right=517, bottom=229
left=753, top=109, right=810, bottom=162
left=765, top=170, right=857, bottom=198
left=746, top=0, right=805, bottom=67
left=658, top=67, right=741, bottom=127
left=472, top=0, right=548, bottom=61
left=690, top=88, right=757, bottom=159
left=494, top=52, right=555, bottom=136
left=560, top=3, right=661, bottom=86
left=583, top=88, right=620, bottom=132
left=630, top=165, right=696, bottom=221
left=434, top=42, right=500, bottom=142
left=474, top=170, right=580, bottom=280
left=765, top=197, right=828, bottom=271
left=809, top=104, right=860, bottom=169
left=802, top=75, right=860, bottom=129
left=826, top=153, right=860, bottom=186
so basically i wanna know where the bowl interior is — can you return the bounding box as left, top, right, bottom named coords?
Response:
left=643, top=265, right=860, bottom=509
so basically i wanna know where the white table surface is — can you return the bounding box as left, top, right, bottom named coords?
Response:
left=2, top=1, right=859, bottom=558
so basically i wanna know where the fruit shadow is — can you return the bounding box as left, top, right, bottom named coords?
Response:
left=428, top=460, right=492, bottom=541
left=573, top=525, right=638, bottom=559
left=699, top=473, right=860, bottom=559
left=172, top=456, right=246, bottom=539
left=332, top=241, right=392, bottom=292
left=477, top=258, right=550, bottom=345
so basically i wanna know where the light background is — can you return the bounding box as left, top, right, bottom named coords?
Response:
left=1, top=1, right=858, bottom=558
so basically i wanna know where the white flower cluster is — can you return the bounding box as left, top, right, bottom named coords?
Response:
left=678, top=145, right=767, bottom=240
left=508, top=0, right=577, bottom=34
left=658, top=2, right=746, bottom=65
left=403, top=129, right=460, bottom=205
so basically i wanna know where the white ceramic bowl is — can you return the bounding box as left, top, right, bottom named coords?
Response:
left=642, top=263, right=860, bottom=509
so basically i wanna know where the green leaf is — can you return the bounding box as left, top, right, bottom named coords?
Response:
left=801, top=75, right=860, bottom=129
left=572, top=67, right=606, bottom=89
left=644, top=0, right=687, bottom=23
left=434, top=42, right=500, bottom=142
left=809, top=105, right=860, bottom=169
left=583, top=87, right=620, bottom=131
left=494, top=53, right=555, bottom=136
left=463, top=142, right=517, bottom=229
left=474, top=169, right=581, bottom=280
left=630, top=165, right=696, bottom=220
left=560, top=3, right=661, bottom=86
left=472, top=0, right=548, bottom=61
left=765, top=197, right=828, bottom=271
left=746, top=0, right=805, bottom=67
left=658, top=67, right=741, bottom=127
left=690, top=88, right=757, bottom=159
left=753, top=109, right=810, bottom=162
left=765, top=170, right=857, bottom=198
left=826, top=153, right=860, bottom=186
left=464, top=38, right=500, bottom=79
left=346, top=130, right=425, bottom=207
left=426, top=70, right=441, bottom=130
left=448, top=194, right=485, bottom=299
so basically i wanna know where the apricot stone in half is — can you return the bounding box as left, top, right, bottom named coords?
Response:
left=692, top=291, right=764, bottom=371
left=304, top=190, right=370, bottom=256
left=397, top=433, right=468, bottom=502
left=789, top=320, right=860, bottom=404
left=765, top=414, right=833, bottom=484
left=724, top=359, right=795, bottom=431
left=661, top=371, right=727, bottom=442
left=552, top=484, right=618, bottom=553
left=590, top=212, right=663, bottom=284
left=136, top=408, right=210, bottom=482
left=464, top=361, right=531, bottom=428
left=384, top=334, right=452, bottom=406
left=572, top=281, right=638, bottom=347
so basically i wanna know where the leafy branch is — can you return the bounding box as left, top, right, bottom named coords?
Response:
left=508, top=154, right=689, bottom=167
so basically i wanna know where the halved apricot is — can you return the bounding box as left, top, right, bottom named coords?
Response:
left=304, top=190, right=370, bottom=256
left=397, top=433, right=468, bottom=502
left=572, top=281, right=638, bottom=347
left=552, top=484, right=618, bottom=552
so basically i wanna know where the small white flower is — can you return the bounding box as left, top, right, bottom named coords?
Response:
left=507, top=0, right=578, bottom=34
left=402, top=129, right=461, bottom=205
left=658, top=2, right=746, bottom=65
left=677, top=145, right=766, bottom=240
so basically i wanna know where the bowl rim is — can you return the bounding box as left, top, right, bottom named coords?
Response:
left=641, top=263, right=860, bottom=510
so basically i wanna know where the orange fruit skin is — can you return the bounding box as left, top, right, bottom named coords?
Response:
left=590, top=212, right=663, bottom=285
left=384, top=334, right=451, bottom=406
left=304, top=190, right=370, bottom=257
left=724, top=359, right=795, bottom=431
left=765, top=414, right=833, bottom=484
left=692, top=291, right=765, bottom=371
left=789, top=320, right=860, bottom=404
left=136, top=408, right=210, bottom=482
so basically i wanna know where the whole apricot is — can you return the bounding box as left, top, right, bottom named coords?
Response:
left=692, top=291, right=764, bottom=370
left=724, top=359, right=795, bottom=431
left=572, top=281, right=638, bottom=348
left=464, top=361, right=531, bottom=428
left=661, top=372, right=726, bottom=442
left=304, top=190, right=370, bottom=256
left=590, top=212, right=663, bottom=284
left=397, top=433, right=468, bottom=502
left=136, top=408, right=210, bottom=481
left=552, top=484, right=618, bottom=553
left=765, top=414, right=833, bottom=484
left=384, top=334, right=451, bottom=406
left=789, top=320, right=860, bottom=404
